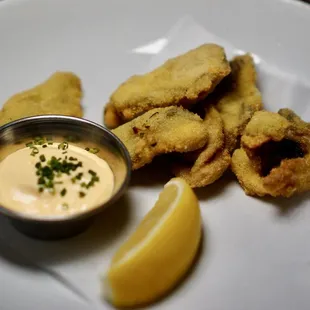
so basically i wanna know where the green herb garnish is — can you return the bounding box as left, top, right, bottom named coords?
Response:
left=32, top=136, right=47, bottom=146
left=30, top=147, right=39, bottom=156
left=75, top=172, right=83, bottom=180
left=58, top=142, right=68, bottom=151
left=35, top=154, right=87, bottom=198
left=86, top=147, right=99, bottom=154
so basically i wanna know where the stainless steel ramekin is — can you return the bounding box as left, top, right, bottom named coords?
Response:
left=0, top=115, right=131, bottom=239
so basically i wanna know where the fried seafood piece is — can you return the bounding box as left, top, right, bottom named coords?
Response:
left=107, top=43, right=231, bottom=124
left=208, top=54, right=263, bottom=153
left=104, top=101, right=123, bottom=129
left=112, top=106, right=209, bottom=170
left=172, top=106, right=230, bottom=187
left=0, top=72, right=83, bottom=126
left=231, top=110, right=310, bottom=197
left=278, top=108, right=310, bottom=132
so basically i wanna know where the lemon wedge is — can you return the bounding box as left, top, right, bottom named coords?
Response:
left=102, top=177, right=202, bottom=308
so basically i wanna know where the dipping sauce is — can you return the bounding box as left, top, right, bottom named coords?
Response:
left=0, top=139, right=114, bottom=217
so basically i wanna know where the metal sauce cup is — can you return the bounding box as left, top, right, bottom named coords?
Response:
left=0, top=115, right=131, bottom=240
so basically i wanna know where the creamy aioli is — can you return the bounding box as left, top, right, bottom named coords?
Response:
left=0, top=142, right=114, bottom=217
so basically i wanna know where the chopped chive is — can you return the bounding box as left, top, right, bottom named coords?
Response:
left=85, top=147, right=90, bottom=151
left=38, top=187, right=44, bottom=193
left=75, top=172, right=83, bottom=180
left=60, top=188, right=67, bottom=197
left=88, top=169, right=96, bottom=176
left=48, top=142, right=53, bottom=145
left=38, top=177, right=45, bottom=185
left=33, top=137, right=45, bottom=145
left=35, top=162, right=41, bottom=169
left=79, top=191, right=86, bottom=198
left=46, top=180, right=54, bottom=188
left=88, top=148, right=99, bottom=154
left=42, top=144, right=47, bottom=148
left=58, top=142, right=68, bottom=150
left=30, top=147, right=39, bottom=156
left=26, top=142, right=33, bottom=147
left=39, top=154, right=46, bottom=162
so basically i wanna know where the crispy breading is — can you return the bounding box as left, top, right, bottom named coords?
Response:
left=0, top=72, right=83, bottom=126
left=231, top=110, right=310, bottom=197
left=107, top=44, right=231, bottom=123
left=112, top=106, right=209, bottom=170
left=207, top=54, right=263, bottom=153
left=172, top=106, right=230, bottom=187
left=278, top=108, right=310, bottom=132
left=103, top=101, right=123, bottom=129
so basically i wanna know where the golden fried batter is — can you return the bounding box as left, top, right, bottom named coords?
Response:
left=278, top=108, right=310, bottom=132
left=103, top=101, right=123, bottom=129
left=107, top=44, right=231, bottom=123
left=112, top=106, right=209, bottom=170
left=208, top=54, right=263, bottom=153
left=231, top=110, right=310, bottom=197
left=172, top=106, right=230, bottom=187
left=0, top=72, right=83, bottom=126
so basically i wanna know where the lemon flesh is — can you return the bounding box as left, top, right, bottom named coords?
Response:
left=102, top=177, right=202, bottom=307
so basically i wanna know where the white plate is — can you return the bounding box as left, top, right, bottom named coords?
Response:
left=0, top=0, right=310, bottom=309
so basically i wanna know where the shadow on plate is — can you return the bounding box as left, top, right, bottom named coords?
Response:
left=194, top=170, right=236, bottom=202
left=130, top=156, right=173, bottom=187
left=260, top=191, right=310, bottom=217
left=0, top=193, right=132, bottom=266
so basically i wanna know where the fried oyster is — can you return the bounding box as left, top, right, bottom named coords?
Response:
left=0, top=72, right=83, bottom=126
left=112, top=106, right=209, bottom=170
left=208, top=54, right=263, bottom=153
left=105, top=43, right=231, bottom=128
left=104, top=101, right=123, bottom=129
left=231, top=109, right=310, bottom=197
left=172, top=106, right=230, bottom=187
